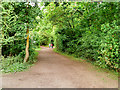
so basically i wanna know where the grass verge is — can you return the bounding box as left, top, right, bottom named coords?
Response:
left=53, top=48, right=118, bottom=80
left=35, top=47, right=41, bottom=51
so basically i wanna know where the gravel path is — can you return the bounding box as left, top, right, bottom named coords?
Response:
left=2, top=47, right=118, bottom=88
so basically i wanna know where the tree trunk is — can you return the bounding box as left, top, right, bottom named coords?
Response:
left=24, top=26, right=29, bottom=63
left=24, top=0, right=29, bottom=63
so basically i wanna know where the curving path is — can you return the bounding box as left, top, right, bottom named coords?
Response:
left=2, top=47, right=118, bottom=88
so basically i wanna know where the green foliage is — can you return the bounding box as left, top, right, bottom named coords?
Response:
left=30, top=30, right=49, bottom=46
left=97, top=21, right=120, bottom=69
left=1, top=2, right=41, bottom=57
left=42, top=2, right=120, bottom=71
left=2, top=62, right=31, bottom=73
left=1, top=2, right=120, bottom=73
left=1, top=56, right=24, bottom=73
left=30, top=14, right=55, bottom=47
left=1, top=49, right=38, bottom=73
left=1, top=2, right=40, bottom=73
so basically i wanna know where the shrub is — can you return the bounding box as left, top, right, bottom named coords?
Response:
left=97, top=21, right=120, bottom=70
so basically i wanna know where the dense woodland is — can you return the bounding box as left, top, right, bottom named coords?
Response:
left=0, top=2, right=120, bottom=73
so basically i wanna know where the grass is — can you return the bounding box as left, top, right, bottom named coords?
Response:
left=53, top=48, right=84, bottom=62
left=34, top=51, right=39, bottom=57
left=35, top=47, right=41, bottom=51
left=53, top=48, right=118, bottom=80
left=90, top=63, right=118, bottom=80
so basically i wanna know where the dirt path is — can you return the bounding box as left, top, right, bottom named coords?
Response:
left=2, top=47, right=118, bottom=88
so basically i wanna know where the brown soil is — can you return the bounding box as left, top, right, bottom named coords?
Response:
left=2, top=47, right=118, bottom=88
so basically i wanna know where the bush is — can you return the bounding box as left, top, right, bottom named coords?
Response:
left=96, top=21, right=120, bottom=70
left=54, top=20, right=120, bottom=71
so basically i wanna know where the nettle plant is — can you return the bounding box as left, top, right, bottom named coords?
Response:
left=97, top=21, right=120, bottom=70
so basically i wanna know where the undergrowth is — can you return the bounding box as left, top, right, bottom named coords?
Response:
left=1, top=48, right=39, bottom=73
